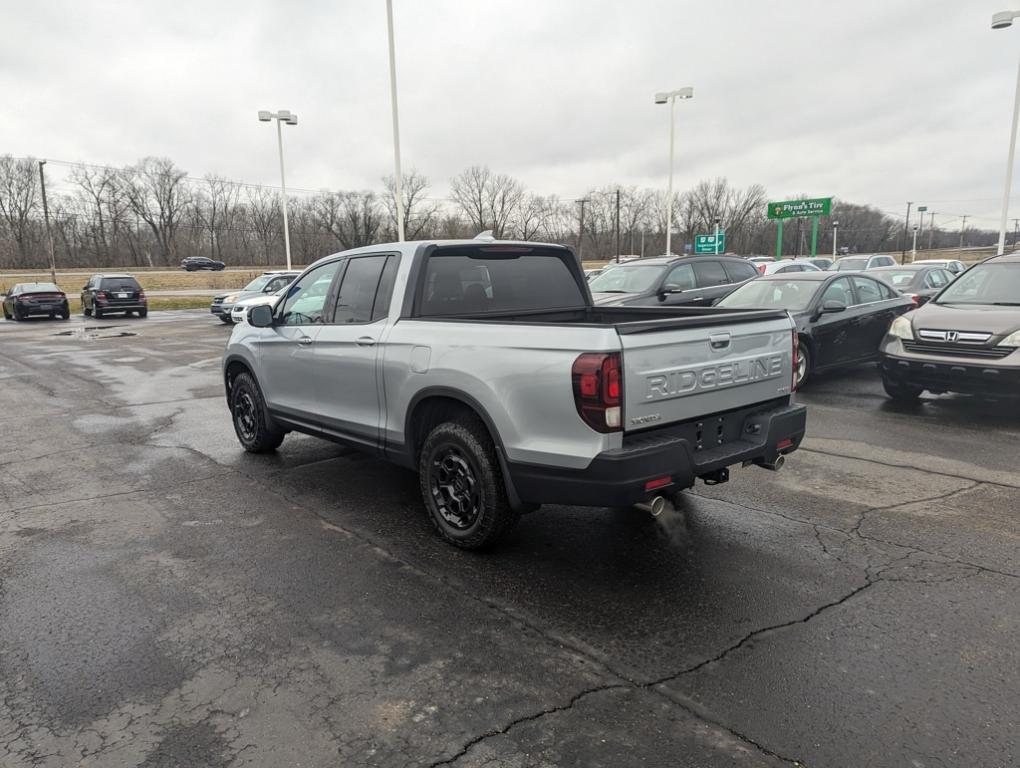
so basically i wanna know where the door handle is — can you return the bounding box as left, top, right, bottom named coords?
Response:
left=298, top=336, right=314, bottom=346
left=356, top=336, right=376, bottom=347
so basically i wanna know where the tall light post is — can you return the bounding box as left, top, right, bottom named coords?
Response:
left=37, top=160, right=57, bottom=282
left=386, top=0, right=405, bottom=241
left=832, top=220, right=839, bottom=258
left=992, top=10, right=1020, bottom=255
left=911, top=225, right=919, bottom=261
left=713, top=216, right=721, bottom=255
left=654, top=87, right=694, bottom=256
left=258, top=109, right=298, bottom=270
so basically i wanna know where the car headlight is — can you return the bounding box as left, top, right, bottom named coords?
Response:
left=997, top=330, right=1020, bottom=348
left=224, top=294, right=238, bottom=303
left=888, top=316, right=914, bottom=340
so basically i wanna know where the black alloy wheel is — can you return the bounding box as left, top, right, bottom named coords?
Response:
left=429, top=444, right=482, bottom=530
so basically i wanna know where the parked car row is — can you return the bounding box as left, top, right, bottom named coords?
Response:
left=210, top=271, right=299, bottom=324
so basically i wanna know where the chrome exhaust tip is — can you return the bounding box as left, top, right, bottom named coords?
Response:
left=635, top=495, right=667, bottom=517
left=758, top=455, right=786, bottom=471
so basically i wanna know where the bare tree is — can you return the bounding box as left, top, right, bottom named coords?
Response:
left=314, top=191, right=384, bottom=249
left=383, top=170, right=439, bottom=240
left=0, top=155, right=40, bottom=265
left=449, top=166, right=525, bottom=238
left=511, top=193, right=558, bottom=241
left=120, top=157, right=192, bottom=264
left=194, top=175, right=240, bottom=260
left=246, top=186, right=282, bottom=265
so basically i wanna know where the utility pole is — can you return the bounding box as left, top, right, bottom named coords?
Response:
left=38, top=160, right=57, bottom=283
left=832, top=220, right=839, bottom=257
left=614, top=188, right=621, bottom=263
left=901, top=201, right=912, bottom=263
left=577, top=198, right=589, bottom=261
left=714, top=217, right=722, bottom=255
left=959, top=215, right=968, bottom=248
left=1014, top=218, right=1019, bottom=248
left=928, top=212, right=936, bottom=250
left=640, top=229, right=645, bottom=257
left=911, top=225, right=919, bottom=261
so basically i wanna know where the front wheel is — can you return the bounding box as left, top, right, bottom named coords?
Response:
left=882, top=375, right=923, bottom=402
left=419, top=417, right=519, bottom=549
left=220, top=315, right=234, bottom=324
left=230, top=372, right=285, bottom=452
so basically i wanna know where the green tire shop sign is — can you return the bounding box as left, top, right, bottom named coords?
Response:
left=767, top=197, right=832, bottom=259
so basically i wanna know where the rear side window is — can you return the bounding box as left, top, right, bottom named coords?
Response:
left=722, top=260, right=758, bottom=282
left=927, top=269, right=950, bottom=288
left=333, top=256, right=388, bottom=324
left=851, top=276, right=885, bottom=303
left=418, top=247, right=584, bottom=316
left=870, top=256, right=895, bottom=268
left=692, top=260, right=729, bottom=287
left=100, top=277, right=141, bottom=291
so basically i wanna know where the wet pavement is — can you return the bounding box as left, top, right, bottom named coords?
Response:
left=0, top=311, right=1017, bottom=767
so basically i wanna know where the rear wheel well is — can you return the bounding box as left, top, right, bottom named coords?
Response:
left=409, top=396, right=490, bottom=462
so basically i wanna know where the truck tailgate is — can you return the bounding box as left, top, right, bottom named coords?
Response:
left=618, top=315, right=795, bottom=431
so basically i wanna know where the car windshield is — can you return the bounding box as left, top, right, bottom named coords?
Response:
left=243, top=275, right=275, bottom=292
left=934, top=262, right=1020, bottom=305
left=587, top=264, right=664, bottom=293
left=877, top=270, right=918, bottom=288
left=835, top=258, right=868, bottom=271
left=716, top=279, right=817, bottom=311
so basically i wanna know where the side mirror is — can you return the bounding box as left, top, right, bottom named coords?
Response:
left=249, top=304, right=274, bottom=327
left=820, top=300, right=847, bottom=314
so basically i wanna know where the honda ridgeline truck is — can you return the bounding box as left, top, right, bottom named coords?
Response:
left=223, top=238, right=807, bottom=549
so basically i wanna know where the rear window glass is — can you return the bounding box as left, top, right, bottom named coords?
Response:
left=101, top=277, right=141, bottom=291
left=836, top=258, right=868, bottom=271
left=418, top=247, right=584, bottom=316
left=22, top=283, right=61, bottom=293
left=878, top=270, right=917, bottom=287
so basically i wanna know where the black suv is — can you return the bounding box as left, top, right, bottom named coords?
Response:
left=81, top=274, right=148, bottom=318
left=587, top=255, right=759, bottom=306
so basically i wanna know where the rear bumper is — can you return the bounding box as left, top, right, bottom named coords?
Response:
left=17, top=302, right=68, bottom=316
left=97, top=302, right=146, bottom=311
left=507, top=399, right=807, bottom=507
left=880, top=351, right=1020, bottom=396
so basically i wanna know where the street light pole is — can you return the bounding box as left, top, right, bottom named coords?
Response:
left=911, top=225, right=919, bottom=261
left=37, top=160, right=57, bottom=283
left=992, top=10, right=1020, bottom=255
left=386, top=0, right=405, bottom=242
left=258, top=109, right=298, bottom=270
left=832, top=220, right=839, bottom=258
left=928, top=212, right=936, bottom=250
left=714, top=217, right=721, bottom=255
left=655, top=87, right=694, bottom=256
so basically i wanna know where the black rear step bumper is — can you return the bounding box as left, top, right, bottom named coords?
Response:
left=506, top=399, right=806, bottom=507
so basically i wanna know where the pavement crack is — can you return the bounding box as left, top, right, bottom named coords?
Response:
left=801, top=446, right=1020, bottom=490
left=426, top=683, right=629, bottom=768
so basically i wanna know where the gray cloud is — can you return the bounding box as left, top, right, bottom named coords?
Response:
left=3, top=0, right=1018, bottom=225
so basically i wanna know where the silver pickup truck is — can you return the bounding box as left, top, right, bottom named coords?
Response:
left=223, top=238, right=806, bottom=549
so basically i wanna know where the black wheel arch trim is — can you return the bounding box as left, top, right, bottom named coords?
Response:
left=403, top=386, right=527, bottom=512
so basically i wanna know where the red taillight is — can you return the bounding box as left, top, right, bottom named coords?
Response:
left=791, top=330, right=800, bottom=393
left=572, top=352, right=622, bottom=433
left=644, top=476, right=673, bottom=491
left=138, top=291, right=146, bottom=300
left=909, top=293, right=920, bottom=306
left=777, top=438, right=794, bottom=451
left=97, top=291, right=108, bottom=300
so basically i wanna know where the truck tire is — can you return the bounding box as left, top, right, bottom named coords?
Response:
left=230, top=372, right=285, bottom=452
left=419, top=416, right=519, bottom=549
left=882, top=375, right=923, bottom=402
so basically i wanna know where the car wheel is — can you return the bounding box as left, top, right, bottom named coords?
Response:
left=419, top=416, right=519, bottom=549
left=220, top=315, right=234, bottom=324
left=2, top=305, right=10, bottom=320
left=795, top=342, right=811, bottom=389
left=93, top=306, right=103, bottom=319
left=12, top=306, right=23, bottom=321
left=882, top=375, right=923, bottom=402
left=138, top=308, right=148, bottom=318
left=60, top=310, right=70, bottom=320
left=83, top=302, right=92, bottom=317
left=230, top=372, right=285, bottom=453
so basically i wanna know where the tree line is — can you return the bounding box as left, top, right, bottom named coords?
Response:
left=0, top=154, right=998, bottom=270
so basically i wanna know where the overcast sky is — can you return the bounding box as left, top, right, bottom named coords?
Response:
left=2, top=0, right=1017, bottom=230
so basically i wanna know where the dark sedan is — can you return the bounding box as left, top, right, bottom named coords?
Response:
left=869, top=264, right=955, bottom=306
left=181, top=257, right=225, bottom=271
left=587, top=255, right=759, bottom=307
left=2, top=282, right=70, bottom=321
left=717, top=271, right=914, bottom=387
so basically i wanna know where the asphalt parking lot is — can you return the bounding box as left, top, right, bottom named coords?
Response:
left=1, top=311, right=1017, bottom=768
